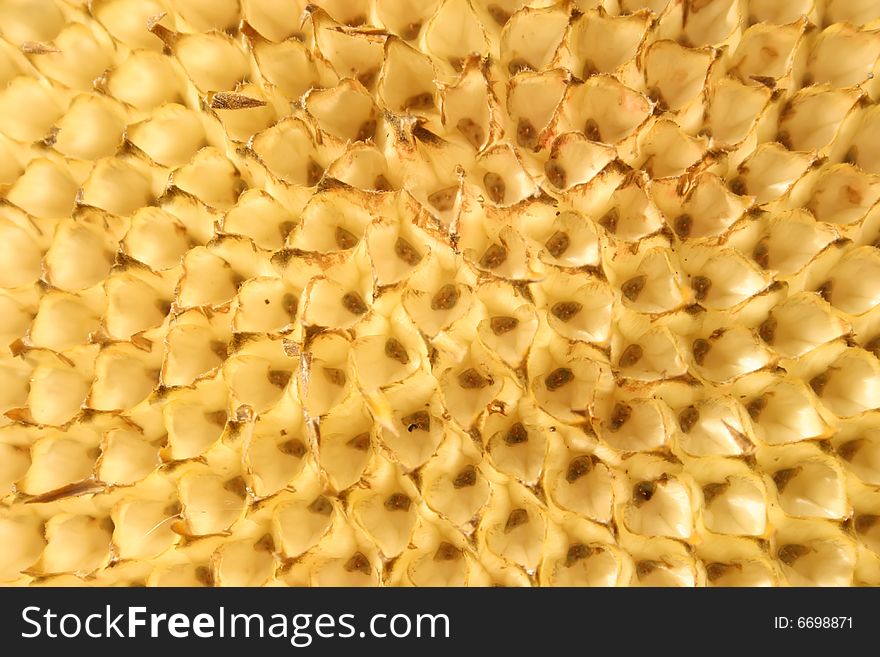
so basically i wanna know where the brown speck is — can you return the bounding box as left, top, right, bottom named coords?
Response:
left=347, top=432, right=371, bottom=451
left=801, top=72, right=814, bottom=87
left=487, top=3, right=511, bottom=25
left=778, top=544, right=809, bottom=566
left=342, top=291, right=368, bottom=315
left=458, top=368, right=490, bottom=389
left=483, top=172, right=506, bottom=204
left=809, top=371, right=829, bottom=396
left=816, top=280, right=832, bottom=303
left=434, top=542, right=461, bottom=561
left=431, top=284, right=460, bottom=310
left=280, top=438, right=306, bottom=457
left=401, top=21, right=422, bottom=40
left=345, top=552, right=371, bottom=575
left=195, top=566, right=214, bottom=587
left=776, top=130, right=792, bottom=149
left=636, top=560, right=660, bottom=578
left=505, top=422, right=528, bottom=444
left=609, top=403, right=631, bottom=431
left=278, top=220, right=296, bottom=240
left=355, top=118, right=376, bottom=142
left=504, top=508, right=528, bottom=533
left=384, top=492, right=411, bottom=511
left=480, top=243, right=507, bottom=269
left=517, top=118, right=538, bottom=150
left=746, top=394, right=768, bottom=421
left=619, top=344, right=643, bottom=368
left=758, top=316, right=776, bottom=344
left=864, top=335, right=880, bottom=358
left=773, top=467, right=801, bottom=493
left=385, top=337, right=409, bottom=365
left=323, top=367, right=346, bottom=386
left=729, top=176, right=748, bottom=195
left=692, top=275, right=711, bottom=301
left=457, top=117, right=485, bottom=149
left=357, top=69, right=377, bottom=89
left=545, top=367, right=574, bottom=390
left=566, top=455, right=593, bottom=483
left=621, top=275, right=646, bottom=301
left=632, top=481, right=656, bottom=506
left=490, top=316, right=519, bottom=335
left=268, top=369, right=292, bottom=388
left=702, top=482, right=729, bottom=504
left=224, top=476, right=248, bottom=498
left=403, top=92, right=433, bottom=111
left=673, top=214, right=693, bottom=239
left=678, top=406, right=699, bottom=433
left=306, top=159, right=323, bottom=186
left=402, top=410, right=430, bottom=432
left=453, top=465, right=477, bottom=488
left=584, top=118, right=601, bottom=142
left=647, top=86, right=667, bottom=111
left=545, top=159, right=567, bottom=188
left=309, top=496, right=333, bottom=515
left=545, top=230, right=570, bottom=258
left=706, top=562, right=734, bottom=581
left=428, top=186, right=458, bottom=211
left=551, top=301, right=582, bottom=322
left=692, top=338, right=710, bottom=365
left=335, top=226, right=358, bottom=249
left=393, top=237, right=422, bottom=266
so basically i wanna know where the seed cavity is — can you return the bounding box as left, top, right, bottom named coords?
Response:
left=753, top=241, right=769, bottom=269
left=490, top=316, right=519, bottom=335
left=691, top=276, right=711, bottom=301
left=394, top=236, right=422, bottom=265
left=403, top=92, right=433, bottom=111
left=373, top=174, right=392, bottom=191
left=551, top=301, right=582, bottom=322
left=619, top=344, right=643, bottom=368
left=702, top=482, right=728, bottom=504
left=345, top=552, right=371, bottom=575
left=434, top=542, right=462, bottom=561
left=545, top=367, right=574, bottom=390
left=323, top=367, right=346, bottom=386
left=504, top=508, right=528, bottom=533
left=402, top=410, right=430, bottom=433
left=453, top=465, right=477, bottom=488
left=458, top=368, right=490, bottom=389
left=758, top=316, right=776, bottom=344
left=306, top=159, right=323, bottom=186
left=545, top=231, right=570, bottom=257
left=584, top=118, right=601, bottom=142
left=268, top=369, right=292, bottom=388
left=632, top=481, right=656, bottom=506
left=609, top=403, right=631, bottom=431
left=809, top=371, right=830, bottom=396
left=729, top=176, right=748, bottom=195
left=517, top=118, right=538, bottom=150
left=347, top=432, right=371, bottom=451
left=692, top=338, right=711, bottom=365
left=566, top=455, right=594, bottom=482
left=355, top=118, right=376, bottom=141
left=581, top=59, right=598, bottom=78
left=427, top=186, right=458, bottom=211
left=479, top=243, right=507, bottom=269
left=384, top=493, right=412, bottom=511
left=504, top=422, right=528, bottom=445
left=508, top=58, right=532, bottom=75
left=621, top=275, right=647, bottom=301
left=401, top=21, right=422, bottom=40
left=385, top=337, right=409, bottom=364
left=457, top=117, right=485, bottom=149
left=855, top=514, right=879, bottom=535
left=342, top=291, right=368, bottom=315
left=309, top=495, right=333, bottom=515
left=279, top=439, right=306, bottom=457
left=483, top=172, right=506, bottom=203
left=431, top=284, right=460, bottom=310
left=816, top=280, right=832, bottom=303
left=545, top=159, right=566, bottom=188
left=565, top=543, right=594, bottom=566
left=678, top=406, right=700, bottom=433
left=224, top=476, right=248, bottom=498
left=334, top=226, right=358, bottom=249
left=777, top=544, right=809, bottom=566
left=773, top=467, right=801, bottom=493
left=837, top=439, right=864, bottom=461
left=673, top=213, right=693, bottom=238
left=746, top=394, right=768, bottom=421
left=487, top=3, right=511, bottom=25
left=599, top=207, right=618, bottom=234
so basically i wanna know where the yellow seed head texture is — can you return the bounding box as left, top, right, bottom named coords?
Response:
left=0, top=0, right=879, bottom=587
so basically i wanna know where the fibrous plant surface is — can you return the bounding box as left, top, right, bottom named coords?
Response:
left=1, top=0, right=880, bottom=586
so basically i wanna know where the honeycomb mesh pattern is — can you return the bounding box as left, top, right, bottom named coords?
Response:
left=0, top=0, right=879, bottom=586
